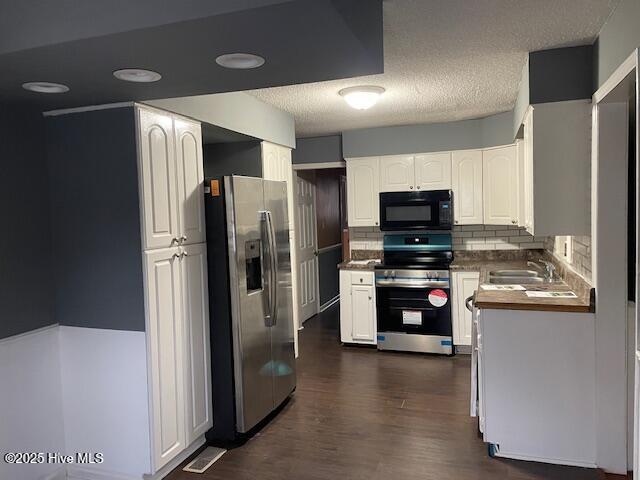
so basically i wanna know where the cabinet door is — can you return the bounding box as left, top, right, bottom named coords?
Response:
left=415, top=152, right=452, bottom=190
left=138, top=108, right=180, bottom=250
left=451, top=150, right=483, bottom=225
left=339, top=270, right=353, bottom=343
left=174, top=119, right=205, bottom=245
left=145, top=247, right=185, bottom=471
left=347, top=157, right=380, bottom=227
left=180, top=243, right=212, bottom=445
left=482, top=145, right=518, bottom=225
left=452, top=271, right=479, bottom=346
left=380, top=155, right=415, bottom=192
left=523, top=108, right=535, bottom=234
left=351, top=284, right=375, bottom=342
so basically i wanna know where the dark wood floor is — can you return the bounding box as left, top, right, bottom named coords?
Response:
left=167, top=304, right=622, bottom=480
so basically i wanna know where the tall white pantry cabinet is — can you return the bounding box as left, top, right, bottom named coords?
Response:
left=137, top=106, right=213, bottom=473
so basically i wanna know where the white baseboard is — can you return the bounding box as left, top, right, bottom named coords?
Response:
left=320, top=295, right=340, bottom=312
left=67, top=465, right=139, bottom=480
left=494, top=448, right=597, bottom=469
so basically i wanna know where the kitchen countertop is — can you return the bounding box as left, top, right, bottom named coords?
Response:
left=341, top=249, right=595, bottom=313
left=451, top=258, right=594, bottom=313
left=337, top=259, right=381, bottom=270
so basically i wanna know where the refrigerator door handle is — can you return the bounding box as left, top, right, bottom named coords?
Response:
left=265, top=210, right=279, bottom=326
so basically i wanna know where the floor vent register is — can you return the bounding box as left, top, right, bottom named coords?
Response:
left=182, top=447, right=227, bottom=474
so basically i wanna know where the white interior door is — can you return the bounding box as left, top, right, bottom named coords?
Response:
left=296, top=174, right=319, bottom=322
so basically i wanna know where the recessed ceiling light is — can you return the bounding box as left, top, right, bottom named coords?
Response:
left=339, top=86, right=385, bottom=110
left=22, top=82, right=69, bottom=94
left=215, top=53, right=265, bottom=70
left=113, top=69, right=162, bottom=83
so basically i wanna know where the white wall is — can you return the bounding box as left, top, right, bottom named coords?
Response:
left=59, top=326, right=151, bottom=479
left=0, top=326, right=66, bottom=480
left=147, top=92, right=296, bottom=149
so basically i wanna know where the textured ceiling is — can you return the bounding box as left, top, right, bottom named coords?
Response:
left=249, top=0, right=619, bottom=137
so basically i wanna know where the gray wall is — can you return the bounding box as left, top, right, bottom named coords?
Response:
left=0, top=106, right=54, bottom=339
left=342, top=111, right=513, bottom=158
left=148, top=92, right=296, bottom=149
left=46, top=107, right=146, bottom=331
left=343, top=45, right=596, bottom=159
left=292, top=135, right=343, bottom=164
left=529, top=46, right=593, bottom=104
left=204, top=141, right=263, bottom=178
left=318, top=246, right=342, bottom=306
left=595, top=0, right=640, bottom=88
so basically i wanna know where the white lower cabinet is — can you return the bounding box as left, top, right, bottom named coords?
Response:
left=452, top=271, right=479, bottom=346
left=144, top=244, right=212, bottom=472
left=340, top=270, right=377, bottom=344
left=145, top=247, right=186, bottom=471
left=180, top=243, right=213, bottom=445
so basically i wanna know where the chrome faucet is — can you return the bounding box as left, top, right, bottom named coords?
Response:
left=528, top=259, right=556, bottom=281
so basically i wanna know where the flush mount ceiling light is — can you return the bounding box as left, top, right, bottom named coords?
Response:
left=215, top=53, right=265, bottom=69
left=22, top=82, right=69, bottom=93
left=339, top=86, right=385, bottom=110
left=113, top=68, right=162, bottom=83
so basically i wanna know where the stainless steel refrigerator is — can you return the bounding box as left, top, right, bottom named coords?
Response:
left=204, top=175, right=296, bottom=445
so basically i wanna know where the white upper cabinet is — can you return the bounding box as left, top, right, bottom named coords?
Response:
left=380, top=155, right=415, bottom=192
left=415, top=152, right=452, bottom=190
left=379, top=152, right=452, bottom=192
left=521, top=100, right=591, bottom=236
left=347, top=157, right=380, bottom=227
left=138, top=108, right=180, bottom=250
left=482, top=145, right=518, bottom=225
left=451, top=150, right=483, bottom=225
left=138, top=106, right=206, bottom=250
left=174, top=119, right=206, bottom=245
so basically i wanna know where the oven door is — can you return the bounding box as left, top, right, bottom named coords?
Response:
left=379, top=190, right=452, bottom=231
left=376, top=285, right=453, bottom=337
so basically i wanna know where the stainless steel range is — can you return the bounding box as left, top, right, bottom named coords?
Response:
left=375, top=234, right=454, bottom=355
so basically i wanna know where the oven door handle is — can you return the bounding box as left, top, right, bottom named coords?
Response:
left=375, top=280, right=450, bottom=288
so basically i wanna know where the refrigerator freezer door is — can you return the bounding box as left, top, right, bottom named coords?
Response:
left=263, top=180, right=297, bottom=407
left=225, top=176, right=274, bottom=433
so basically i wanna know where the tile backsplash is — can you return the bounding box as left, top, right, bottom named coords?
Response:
left=544, top=235, right=592, bottom=283
left=349, top=225, right=547, bottom=252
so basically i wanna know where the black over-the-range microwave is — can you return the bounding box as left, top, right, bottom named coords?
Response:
left=379, top=189, right=453, bottom=231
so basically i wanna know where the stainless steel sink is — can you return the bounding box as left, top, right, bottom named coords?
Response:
left=488, top=276, right=545, bottom=285
left=490, top=269, right=541, bottom=277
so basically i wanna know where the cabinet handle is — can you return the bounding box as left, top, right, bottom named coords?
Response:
left=410, top=186, right=414, bottom=189
left=368, top=296, right=372, bottom=300
left=180, top=235, right=188, bottom=243
left=172, top=252, right=180, bottom=259
left=171, top=237, right=179, bottom=245
left=416, top=186, right=420, bottom=190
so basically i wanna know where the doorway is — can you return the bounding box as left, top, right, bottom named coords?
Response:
left=592, top=48, right=639, bottom=475
left=294, top=167, right=347, bottom=325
